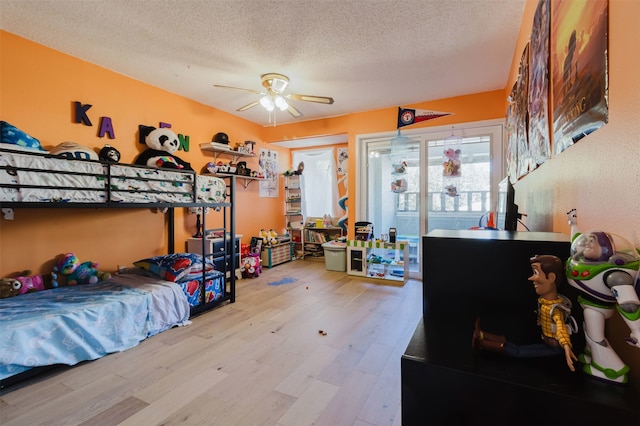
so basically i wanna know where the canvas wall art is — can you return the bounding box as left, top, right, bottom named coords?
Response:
left=551, top=0, right=608, bottom=155
left=528, top=0, right=551, bottom=166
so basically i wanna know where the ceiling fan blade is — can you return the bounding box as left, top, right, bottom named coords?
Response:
left=287, top=104, right=304, bottom=118
left=237, top=100, right=260, bottom=112
left=287, top=93, right=334, bottom=105
left=213, top=84, right=264, bottom=95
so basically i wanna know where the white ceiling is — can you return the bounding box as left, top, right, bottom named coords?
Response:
left=0, top=0, right=525, bottom=127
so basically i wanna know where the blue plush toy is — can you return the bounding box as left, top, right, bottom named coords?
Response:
left=52, top=253, right=111, bottom=286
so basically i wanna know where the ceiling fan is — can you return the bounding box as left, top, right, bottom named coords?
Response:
left=214, top=73, right=334, bottom=120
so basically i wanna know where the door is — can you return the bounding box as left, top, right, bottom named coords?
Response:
left=356, top=121, right=504, bottom=280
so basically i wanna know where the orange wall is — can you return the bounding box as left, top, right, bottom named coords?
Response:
left=0, top=31, right=288, bottom=276
left=0, top=30, right=507, bottom=275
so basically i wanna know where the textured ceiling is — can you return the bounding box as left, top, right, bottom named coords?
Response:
left=0, top=0, right=526, bottom=127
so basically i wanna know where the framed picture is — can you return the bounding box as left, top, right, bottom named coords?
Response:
left=258, top=148, right=279, bottom=197
left=551, top=0, right=608, bottom=154
left=528, top=0, right=551, bottom=166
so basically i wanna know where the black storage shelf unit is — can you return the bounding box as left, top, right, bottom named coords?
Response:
left=401, top=230, right=639, bottom=425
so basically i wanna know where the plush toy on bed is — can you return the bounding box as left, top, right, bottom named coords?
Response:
left=52, top=253, right=111, bottom=286
left=134, top=127, right=193, bottom=171
left=0, top=277, right=23, bottom=298
left=0, top=270, right=54, bottom=298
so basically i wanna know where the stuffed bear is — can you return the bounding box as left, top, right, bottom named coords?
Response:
left=0, top=270, right=53, bottom=298
left=52, top=253, right=111, bottom=286
left=134, top=127, right=193, bottom=171
left=0, top=277, right=22, bottom=298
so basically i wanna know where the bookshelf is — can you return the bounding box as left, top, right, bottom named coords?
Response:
left=303, top=219, right=343, bottom=260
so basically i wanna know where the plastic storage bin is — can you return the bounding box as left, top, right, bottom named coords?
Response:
left=322, top=241, right=347, bottom=271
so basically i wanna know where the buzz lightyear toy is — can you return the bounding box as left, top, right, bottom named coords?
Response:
left=565, top=209, right=640, bottom=383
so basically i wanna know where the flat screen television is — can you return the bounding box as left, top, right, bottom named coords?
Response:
left=497, top=177, right=520, bottom=231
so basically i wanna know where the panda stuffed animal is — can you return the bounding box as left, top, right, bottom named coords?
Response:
left=134, top=127, right=193, bottom=170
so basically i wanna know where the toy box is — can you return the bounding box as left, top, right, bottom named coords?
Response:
left=261, top=243, right=293, bottom=268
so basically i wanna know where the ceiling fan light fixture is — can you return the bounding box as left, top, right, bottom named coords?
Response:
left=259, top=95, right=275, bottom=111
left=217, top=72, right=333, bottom=124
left=262, top=73, right=289, bottom=93
left=274, top=95, right=289, bottom=111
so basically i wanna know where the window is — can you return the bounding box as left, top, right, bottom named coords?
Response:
left=292, top=148, right=339, bottom=218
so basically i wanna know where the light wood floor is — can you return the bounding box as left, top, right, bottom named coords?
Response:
left=0, top=259, right=423, bottom=426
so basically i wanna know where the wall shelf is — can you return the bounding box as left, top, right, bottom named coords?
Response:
left=200, top=144, right=257, bottom=163
left=200, top=144, right=264, bottom=189
left=211, top=173, right=265, bottom=189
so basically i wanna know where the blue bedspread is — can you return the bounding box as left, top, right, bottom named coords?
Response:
left=0, top=273, right=190, bottom=380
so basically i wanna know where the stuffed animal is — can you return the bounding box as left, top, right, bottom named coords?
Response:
left=15, top=270, right=53, bottom=294
left=241, top=253, right=262, bottom=278
left=267, top=229, right=278, bottom=245
left=259, top=229, right=269, bottom=246
left=52, top=253, right=111, bottom=286
left=134, top=127, right=193, bottom=170
left=0, top=278, right=22, bottom=298
left=442, top=148, right=461, bottom=177
left=99, top=144, right=121, bottom=163
left=0, top=270, right=53, bottom=298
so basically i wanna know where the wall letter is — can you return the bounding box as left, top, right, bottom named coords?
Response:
left=178, top=134, right=189, bottom=152
left=139, top=125, right=155, bottom=144
left=98, top=117, right=116, bottom=139
left=74, top=101, right=92, bottom=126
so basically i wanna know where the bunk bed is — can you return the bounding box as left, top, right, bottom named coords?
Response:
left=0, top=145, right=237, bottom=387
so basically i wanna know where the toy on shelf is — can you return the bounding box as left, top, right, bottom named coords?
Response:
left=283, top=161, right=304, bottom=177
left=355, top=221, right=374, bottom=241
left=565, top=209, right=640, bottom=384
left=472, top=254, right=579, bottom=371
left=259, top=229, right=278, bottom=246
left=52, top=253, right=112, bottom=286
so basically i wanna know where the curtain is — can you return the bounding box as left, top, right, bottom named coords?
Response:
left=292, top=148, right=339, bottom=219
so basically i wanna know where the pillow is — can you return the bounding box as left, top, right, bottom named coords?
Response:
left=50, top=141, right=99, bottom=160
left=133, top=253, right=215, bottom=283
left=0, top=121, right=46, bottom=152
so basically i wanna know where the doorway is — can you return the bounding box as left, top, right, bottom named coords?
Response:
left=356, top=120, right=504, bottom=279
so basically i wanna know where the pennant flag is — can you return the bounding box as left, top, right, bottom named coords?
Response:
left=397, top=107, right=453, bottom=128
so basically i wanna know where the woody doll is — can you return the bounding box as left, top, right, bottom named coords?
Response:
left=472, top=254, right=578, bottom=371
